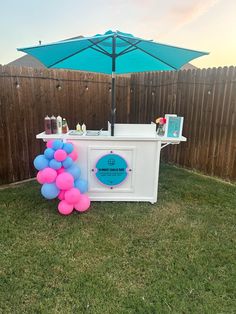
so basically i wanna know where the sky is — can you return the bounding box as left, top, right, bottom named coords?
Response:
left=0, top=0, right=235, bottom=68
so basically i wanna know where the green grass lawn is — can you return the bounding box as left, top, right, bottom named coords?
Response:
left=0, top=164, right=235, bottom=314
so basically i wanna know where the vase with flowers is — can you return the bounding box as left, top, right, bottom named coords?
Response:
left=155, top=117, right=167, bottom=136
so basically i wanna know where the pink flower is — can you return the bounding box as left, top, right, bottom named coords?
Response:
left=159, top=118, right=167, bottom=124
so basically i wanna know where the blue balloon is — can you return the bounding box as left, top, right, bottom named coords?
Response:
left=62, top=157, right=73, bottom=169
left=49, top=159, right=62, bottom=170
left=52, top=139, right=64, bottom=150
left=44, top=148, right=55, bottom=160
left=66, top=164, right=81, bottom=180
left=74, top=179, right=88, bottom=193
left=33, top=154, right=49, bottom=170
left=41, top=183, right=59, bottom=199
left=63, top=143, right=74, bottom=154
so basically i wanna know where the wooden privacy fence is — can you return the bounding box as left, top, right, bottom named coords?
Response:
left=130, top=66, right=236, bottom=180
left=0, top=65, right=130, bottom=184
left=0, top=65, right=235, bottom=184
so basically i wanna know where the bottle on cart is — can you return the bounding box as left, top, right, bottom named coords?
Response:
left=62, top=118, right=68, bottom=134
left=76, top=122, right=81, bottom=131
left=44, top=115, right=52, bottom=134
left=51, top=115, right=57, bottom=134
left=56, top=116, right=62, bottom=134
left=82, top=122, right=86, bottom=134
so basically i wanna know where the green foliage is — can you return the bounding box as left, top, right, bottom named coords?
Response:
left=0, top=164, right=235, bottom=313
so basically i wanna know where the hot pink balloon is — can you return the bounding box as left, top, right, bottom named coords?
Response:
left=64, top=188, right=81, bottom=204
left=57, top=167, right=65, bottom=175
left=54, top=149, right=67, bottom=162
left=58, top=200, right=74, bottom=215
left=74, top=194, right=91, bottom=212
left=58, top=190, right=65, bottom=201
left=56, top=172, right=74, bottom=190
left=36, top=170, right=46, bottom=184
left=46, top=140, right=54, bottom=148
left=41, top=167, right=57, bottom=183
left=68, top=150, right=78, bottom=161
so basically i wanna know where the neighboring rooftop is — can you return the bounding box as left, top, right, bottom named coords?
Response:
left=7, top=55, right=45, bottom=68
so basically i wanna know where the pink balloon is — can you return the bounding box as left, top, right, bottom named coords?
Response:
left=36, top=170, right=46, bottom=184
left=41, top=167, right=57, bottom=183
left=46, top=140, right=54, bottom=148
left=54, top=149, right=67, bottom=162
left=68, top=150, right=78, bottom=161
left=57, top=167, right=65, bottom=175
left=56, top=172, right=74, bottom=190
left=64, top=188, right=81, bottom=204
left=58, top=200, right=74, bottom=215
left=74, top=194, right=91, bottom=212
left=58, top=190, right=65, bottom=201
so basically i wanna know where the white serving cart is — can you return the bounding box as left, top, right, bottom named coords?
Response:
left=37, top=123, right=186, bottom=203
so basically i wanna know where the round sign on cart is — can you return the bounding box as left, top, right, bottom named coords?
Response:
left=94, top=153, right=128, bottom=187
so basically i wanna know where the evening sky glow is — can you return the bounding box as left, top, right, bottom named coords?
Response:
left=0, top=0, right=235, bottom=68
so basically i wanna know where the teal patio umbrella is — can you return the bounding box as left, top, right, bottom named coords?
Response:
left=17, top=30, right=208, bottom=135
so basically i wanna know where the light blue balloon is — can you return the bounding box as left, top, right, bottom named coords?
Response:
left=49, top=159, right=62, bottom=170
left=52, top=139, right=64, bottom=150
left=74, top=179, right=88, bottom=193
left=62, top=157, right=73, bottom=169
left=44, top=148, right=55, bottom=160
left=63, top=143, right=74, bottom=154
left=66, top=164, right=81, bottom=180
left=33, top=154, right=49, bottom=170
left=41, top=183, right=60, bottom=199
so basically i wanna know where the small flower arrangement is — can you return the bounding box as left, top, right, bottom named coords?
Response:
left=155, top=117, right=167, bottom=136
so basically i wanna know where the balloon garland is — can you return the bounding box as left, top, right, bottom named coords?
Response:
left=34, top=139, right=90, bottom=215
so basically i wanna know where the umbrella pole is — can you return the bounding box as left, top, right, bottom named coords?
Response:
left=111, top=34, right=116, bottom=136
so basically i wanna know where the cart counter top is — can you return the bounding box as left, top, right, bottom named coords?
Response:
left=36, top=131, right=187, bottom=144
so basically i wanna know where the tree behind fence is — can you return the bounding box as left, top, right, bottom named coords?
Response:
left=0, top=65, right=235, bottom=184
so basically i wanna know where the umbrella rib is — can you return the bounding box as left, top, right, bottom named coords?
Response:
left=90, top=46, right=111, bottom=56
left=118, top=36, right=177, bottom=70
left=88, top=39, right=111, bottom=56
left=117, top=47, right=138, bottom=57
left=116, top=40, right=141, bottom=57
left=47, top=36, right=112, bottom=68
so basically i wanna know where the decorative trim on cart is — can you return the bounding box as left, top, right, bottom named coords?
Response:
left=92, top=152, right=130, bottom=188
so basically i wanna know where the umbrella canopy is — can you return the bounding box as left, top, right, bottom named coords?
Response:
left=18, top=30, right=208, bottom=74
left=17, top=30, right=208, bottom=134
